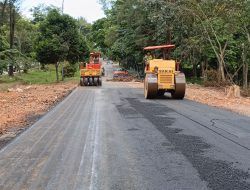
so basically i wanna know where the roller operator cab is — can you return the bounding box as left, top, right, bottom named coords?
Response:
left=80, top=52, right=102, bottom=86
left=144, top=44, right=186, bottom=99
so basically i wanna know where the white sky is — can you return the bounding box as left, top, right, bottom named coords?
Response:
left=21, top=0, right=105, bottom=23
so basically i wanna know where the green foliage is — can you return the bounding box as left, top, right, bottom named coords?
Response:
left=0, top=49, right=32, bottom=73
left=98, top=0, right=250, bottom=87
left=90, top=18, right=108, bottom=53
left=15, top=18, right=38, bottom=57
left=30, top=4, right=60, bottom=24
left=63, top=64, right=77, bottom=78
left=1, top=0, right=249, bottom=87
left=36, top=9, right=88, bottom=65
left=0, top=30, right=9, bottom=51
left=16, top=68, right=61, bottom=84
left=0, top=64, right=77, bottom=86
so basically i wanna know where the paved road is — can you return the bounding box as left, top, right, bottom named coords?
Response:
left=1, top=74, right=250, bottom=189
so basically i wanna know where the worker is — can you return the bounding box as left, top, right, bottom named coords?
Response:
left=94, top=56, right=99, bottom=64
left=144, top=52, right=153, bottom=62
left=144, top=52, right=153, bottom=73
left=102, top=67, right=105, bottom=76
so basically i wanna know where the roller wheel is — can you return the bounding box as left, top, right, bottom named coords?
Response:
left=144, top=74, right=158, bottom=99
left=157, top=90, right=165, bottom=97
left=80, top=78, right=84, bottom=86
left=172, top=73, right=186, bottom=99
left=98, top=78, right=102, bottom=86
left=93, top=77, right=98, bottom=86
left=84, top=78, right=88, bottom=86
left=89, top=78, right=93, bottom=86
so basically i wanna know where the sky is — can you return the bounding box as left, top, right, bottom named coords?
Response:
left=21, top=0, right=105, bottom=23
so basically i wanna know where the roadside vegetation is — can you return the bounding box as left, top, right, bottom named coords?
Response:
left=96, top=0, right=250, bottom=94
left=0, top=1, right=90, bottom=86
left=0, top=64, right=80, bottom=90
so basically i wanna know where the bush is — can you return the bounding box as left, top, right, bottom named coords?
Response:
left=241, top=88, right=250, bottom=97
left=23, top=62, right=31, bottom=73
left=63, top=64, right=77, bottom=78
left=204, top=70, right=231, bottom=87
left=0, top=60, right=7, bottom=75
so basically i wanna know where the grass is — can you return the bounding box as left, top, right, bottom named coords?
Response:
left=0, top=64, right=80, bottom=91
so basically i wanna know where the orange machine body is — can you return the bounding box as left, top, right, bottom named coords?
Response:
left=80, top=52, right=102, bottom=86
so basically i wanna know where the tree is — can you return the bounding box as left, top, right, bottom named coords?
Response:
left=0, top=0, right=8, bottom=27
left=30, top=4, right=58, bottom=24
left=15, top=18, right=38, bottom=57
left=7, top=0, right=22, bottom=76
left=90, top=18, right=108, bottom=53
left=36, top=9, right=87, bottom=81
left=98, top=0, right=249, bottom=88
left=0, top=49, right=31, bottom=74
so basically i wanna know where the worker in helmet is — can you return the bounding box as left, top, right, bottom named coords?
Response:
left=144, top=52, right=153, bottom=73
left=144, top=52, right=153, bottom=62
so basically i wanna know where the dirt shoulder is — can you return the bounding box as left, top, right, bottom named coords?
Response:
left=186, top=84, right=250, bottom=117
left=0, top=82, right=77, bottom=148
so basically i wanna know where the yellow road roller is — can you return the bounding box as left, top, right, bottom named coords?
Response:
left=143, top=44, right=186, bottom=99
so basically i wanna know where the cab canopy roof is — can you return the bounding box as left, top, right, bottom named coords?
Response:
left=144, top=44, right=175, bottom=51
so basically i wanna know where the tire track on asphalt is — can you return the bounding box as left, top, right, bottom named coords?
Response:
left=72, top=89, right=101, bottom=190
left=55, top=90, right=94, bottom=190
left=89, top=91, right=100, bottom=190
left=160, top=100, right=250, bottom=151
left=20, top=90, right=93, bottom=190
left=126, top=97, right=250, bottom=190
left=0, top=89, right=81, bottom=189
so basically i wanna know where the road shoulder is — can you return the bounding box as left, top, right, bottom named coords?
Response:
left=0, top=82, right=77, bottom=149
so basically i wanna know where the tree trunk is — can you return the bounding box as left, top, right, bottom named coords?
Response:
left=218, top=56, right=226, bottom=82
left=8, top=2, right=15, bottom=77
left=0, top=0, right=8, bottom=26
left=242, top=45, right=248, bottom=89
left=10, top=7, right=15, bottom=49
left=201, top=61, right=205, bottom=78
left=192, top=62, right=197, bottom=78
left=8, top=65, right=14, bottom=76
left=192, top=50, right=197, bottom=78
left=243, top=63, right=248, bottom=89
left=55, top=62, right=59, bottom=82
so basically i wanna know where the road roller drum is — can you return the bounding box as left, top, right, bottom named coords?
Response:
left=144, top=74, right=158, bottom=99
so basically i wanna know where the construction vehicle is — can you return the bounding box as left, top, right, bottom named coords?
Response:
left=80, top=52, right=102, bottom=86
left=113, top=68, right=129, bottom=79
left=143, top=44, right=186, bottom=99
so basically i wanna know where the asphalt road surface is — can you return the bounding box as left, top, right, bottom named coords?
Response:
left=1, top=66, right=250, bottom=190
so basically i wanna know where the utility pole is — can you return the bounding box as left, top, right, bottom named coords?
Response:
left=61, top=0, right=65, bottom=81
left=62, top=0, right=64, bottom=13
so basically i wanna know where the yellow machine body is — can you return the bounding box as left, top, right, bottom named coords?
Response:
left=146, top=59, right=176, bottom=90
left=143, top=44, right=186, bottom=99
left=80, top=69, right=101, bottom=77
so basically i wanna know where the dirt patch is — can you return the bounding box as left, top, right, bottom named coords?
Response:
left=186, top=84, right=250, bottom=117
left=0, top=81, right=77, bottom=146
